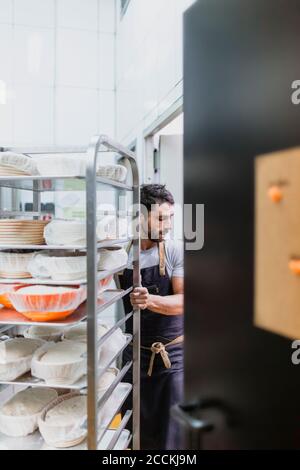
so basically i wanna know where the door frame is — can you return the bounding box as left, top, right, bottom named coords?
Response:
left=143, top=97, right=183, bottom=184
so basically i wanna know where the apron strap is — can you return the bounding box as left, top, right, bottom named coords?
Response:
left=120, top=240, right=166, bottom=277
left=159, top=241, right=166, bottom=277
left=146, top=335, right=184, bottom=377
left=118, top=240, right=133, bottom=276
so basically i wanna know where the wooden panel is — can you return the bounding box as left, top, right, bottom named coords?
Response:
left=255, top=147, right=300, bottom=338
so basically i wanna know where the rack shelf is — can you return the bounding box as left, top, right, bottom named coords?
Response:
left=0, top=335, right=132, bottom=391
left=0, top=175, right=133, bottom=192
left=0, top=288, right=132, bottom=326
left=0, top=237, right=133, bottom=252
left=0, top=135, right=141, bottom=450
left=0, top=384, right=132, bottom=451
left=0, top=264, right=129, bottom=286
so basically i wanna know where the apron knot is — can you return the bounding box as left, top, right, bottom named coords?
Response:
left=148, top=342, right=172, bottom=377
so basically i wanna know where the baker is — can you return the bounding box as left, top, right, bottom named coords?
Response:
left=119, top=184, right=184, bottom=450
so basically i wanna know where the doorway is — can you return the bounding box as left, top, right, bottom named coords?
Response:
left=144, top=111, right=183, bottom=241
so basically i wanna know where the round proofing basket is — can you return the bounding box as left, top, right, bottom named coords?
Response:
left=0, top=388, right=58, bottom=437
left=98, top=367, right=119, bottom=391
left=0, top=339, right=44, bottom=381
left=44, top=220, right=86, bottom=246
left=0, top=411, right=41, bottom=437
left=0, top=355, right=33, bottom=381
left=100, top=328, right=127, bottom=367
left=98, top=247, right=128, bottom=271
left=0, top=251, right=36, bottom=278
left=0, top=272, right=32, bottom=279
left=31, top=342, right=86, bottom=385
left=0, top=152, right=39, bottom=176
left=99, top=388, right=120, bottom=428
left=38, top=392, right=87, bottom=448
left=28, top=252, right=89, bottom=281
left=23, top=327, right=64, bottom=343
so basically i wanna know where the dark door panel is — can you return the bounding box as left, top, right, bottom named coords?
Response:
left=184, top=0, right=300, bottom=449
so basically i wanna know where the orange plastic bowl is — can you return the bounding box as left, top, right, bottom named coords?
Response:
left=17, top=309, right=77, bottom=322
left=8, top=287, right=86, bottom=322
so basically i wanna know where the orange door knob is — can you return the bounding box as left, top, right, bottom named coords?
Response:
left=268, top=185, right=283, bottom=203
left=289, top=259, right=300, bottom=275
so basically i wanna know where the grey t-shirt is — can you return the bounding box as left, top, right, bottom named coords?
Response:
left=127, top=240, right=184, bottom=278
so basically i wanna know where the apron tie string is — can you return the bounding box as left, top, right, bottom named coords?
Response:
left=145, top=335, right=184, bottom=377
left=148, top=342, right=171, bottom=377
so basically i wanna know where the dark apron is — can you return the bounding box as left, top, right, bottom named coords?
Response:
left=119, top=241, right=184, bottom=450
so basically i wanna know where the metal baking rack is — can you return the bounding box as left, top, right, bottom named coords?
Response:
left=0, top=135, right=141, bottom=451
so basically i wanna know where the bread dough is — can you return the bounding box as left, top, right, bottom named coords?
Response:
left=1, top=387, right=57, bottom=417
left=0, top=338, right=43, bottom=363
left=45, top=396, right=86, bottom=426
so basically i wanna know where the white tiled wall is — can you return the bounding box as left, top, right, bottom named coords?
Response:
left=0, top=0, right=116, bottom=147
left=116, top=0, right=195, bottom=155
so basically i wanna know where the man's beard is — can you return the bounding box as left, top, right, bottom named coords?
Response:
left=148, top=230, right=165, bottom=242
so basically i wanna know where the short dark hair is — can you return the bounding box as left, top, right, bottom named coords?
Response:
left=141, top=184, right=174, bottom=211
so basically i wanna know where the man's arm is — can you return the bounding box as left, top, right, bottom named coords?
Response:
left=130, top=276, right=184, bottom=316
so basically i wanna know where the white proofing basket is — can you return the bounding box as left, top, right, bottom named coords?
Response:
left=100, top=328, right=127, bottom=367
left=23, top=325, right=66, bottom=342
left=0, top=413, right=40, bottom=438
left=99, top=388, right=121, bottom=428
left=44, top=219, right=127, bottom=247
left=0, top=251, right=36, bottom=277
left=0, top=387, right=58, bottom=437
left=31, top=341, right=87, bottom=385
left=63, top=322, right=108, bottom=345
left=64, top=325, right=126, bottom=367
left=0, top=355, right=33, bottom=381
left=98, top=367, right=119, bottom=391
left=97, top=164, right=127, bottom=183
left=44, top=220, right=86, bottom=246
left=38, top=392, right=87, bottom=448
left=98, top=246, right=128, bottom=271
left=0, top=152, right=39, bottom=176
left=28, top=252, right=89, bottom=281
left=0, top=338, right=44, bottom=381
left=34, top=154, right=86, bottom=177
left=98, top=368, right=120, bottom=427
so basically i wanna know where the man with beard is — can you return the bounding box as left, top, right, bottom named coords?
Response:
left=119, top=184, right=184, bottom=450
